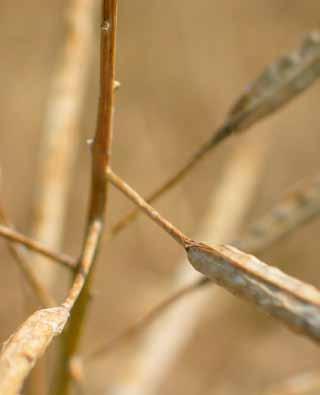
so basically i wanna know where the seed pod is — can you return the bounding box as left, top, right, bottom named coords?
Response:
left=186, top=241, right=320, bottom=343
left=224, top=32, right=320, bottom=133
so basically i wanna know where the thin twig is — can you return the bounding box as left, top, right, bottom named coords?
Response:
left=109, top=31, right=320, bottom=238
left=0, top=224, right=76, bottom=268
left=107, top=168, right=190, bottom=246
left=53, top=2, right=118, bottom=394
left=0, top=206, right=55, bottom=308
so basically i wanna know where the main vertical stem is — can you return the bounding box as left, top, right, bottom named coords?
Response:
left=52, top=2, right=118, bottom=394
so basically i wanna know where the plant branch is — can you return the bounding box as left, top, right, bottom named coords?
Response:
left=28, top=2, right=96, bottom=391
left=109, top=32, right=320, bottom=238
left=108, top=168, right=320, bottom=344
left=62, top=0, right=117, bottom=319
left=0, top=207, right=55, bottom=308
left=106, top=168, right=191, bottom=246
left=53, top=2, right=118, bottom=394
left=87, top=171, right=320, bottom=361
left=0, top=224, right=76, bottom=268
left=86, top=135, right=271, bottom=365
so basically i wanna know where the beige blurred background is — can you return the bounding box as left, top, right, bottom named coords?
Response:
left=1, top=1, right=320, bottom=394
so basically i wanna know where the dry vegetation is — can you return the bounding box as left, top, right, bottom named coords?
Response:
left=1, top=1, right=320, bottom=395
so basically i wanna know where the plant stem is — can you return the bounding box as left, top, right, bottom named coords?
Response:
left=0, top=224, right=76, bottom=268
left=52, top=2, right=118, bottom=394
left=106, top=168, right=191, bottom=246
left=109, top=123, right=232, bottom=238
left=0, top=207, right=55, bottom=308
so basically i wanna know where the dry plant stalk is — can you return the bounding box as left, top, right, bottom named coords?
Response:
left=28, top=1, right=95, bottom=391
left=31, top=0, right=95, bottom=291
left=86, top=169, right=320, bottom=362
left=107, top=169, right=320, bottom=343
left=61, top=0, right=117, bottom=329
left=54, top=2, right=118, bottom=394
left=109, top=31, right=320, bottom=238
left=0, top=2, right=118, bottom=394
